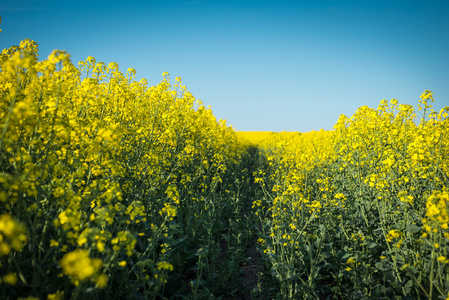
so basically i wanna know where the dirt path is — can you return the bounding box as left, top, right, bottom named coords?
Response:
left=238, top=241, right=264, bottom=299
left=228, top=146, right=266, bottom=299
left=222, top=238, right=264, bottom=300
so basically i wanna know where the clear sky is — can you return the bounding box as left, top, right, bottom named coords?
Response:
left=1, top=0, right=448, bottom=132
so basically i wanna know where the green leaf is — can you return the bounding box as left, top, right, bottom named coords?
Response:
left=405, top=224, right=421, bottom=233
left=405, top=279, right=413, bottom=289
left=375, top=262, right=385, bottom=271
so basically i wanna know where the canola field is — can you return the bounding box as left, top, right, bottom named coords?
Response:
left=0, top=39, right=448, bottom=299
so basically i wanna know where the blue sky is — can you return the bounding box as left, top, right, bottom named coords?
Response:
left=1, top=0, right=448, bottom=131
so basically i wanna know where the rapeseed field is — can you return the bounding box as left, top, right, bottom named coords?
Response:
left=1, top=39, right=448, bottom=299
left=253, top=95, right=449, bottom=299
left=235, top=132, right=275, bottom=146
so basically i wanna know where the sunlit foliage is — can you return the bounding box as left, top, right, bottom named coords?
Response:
left=253, top=94, right=449, bottom=298
left=0, top=39, right=248, bottom=299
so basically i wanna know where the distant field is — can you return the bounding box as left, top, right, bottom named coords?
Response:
left=236, top=131, right=302, bottom=145
left=236, top=131, right=275, bottom=145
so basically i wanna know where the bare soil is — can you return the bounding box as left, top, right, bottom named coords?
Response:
left=222, top=237, right=264, bottom=300
left=239, top=242, right=264, bottom=299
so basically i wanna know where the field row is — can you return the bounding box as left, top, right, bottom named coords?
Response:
left=1, top=39, right=259, bottom=299
left=251, top=94, right=449, bottom=299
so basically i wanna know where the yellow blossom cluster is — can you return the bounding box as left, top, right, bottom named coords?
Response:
left=59, top=249, right=104, bottom=285
left=0, top=39, right=245, bottom=299
left=0, top=214, right=27, bottom=257
left=253, top=94, right=449, bottom=298
left=424, top=190, right=449, bottom=229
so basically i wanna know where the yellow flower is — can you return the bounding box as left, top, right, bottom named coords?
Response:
left=0, top=214, right=28, bottom=256
left=0, top=241, right=11, bottom=256
left=156, top=261, right=174, bottom=271
left=426, top=204, right=439, bottom=217
left=2, top=273, right=18, bottom=285
left=97, top=241, right=105, bottom=252
left=59, top=249, right=102, bottom=282
left=95, top=274, right=108, bottom=289
left=386, top=229, right=403, bottom=242
left=437, top=256, right=447, bottom=263
left=118, top=260, right=127, bottom=267
left=346, top=257, right=356, bottom=264
left=47, top=291, right=64, bottom=300
left=423, top=224, right=431, bottom=232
